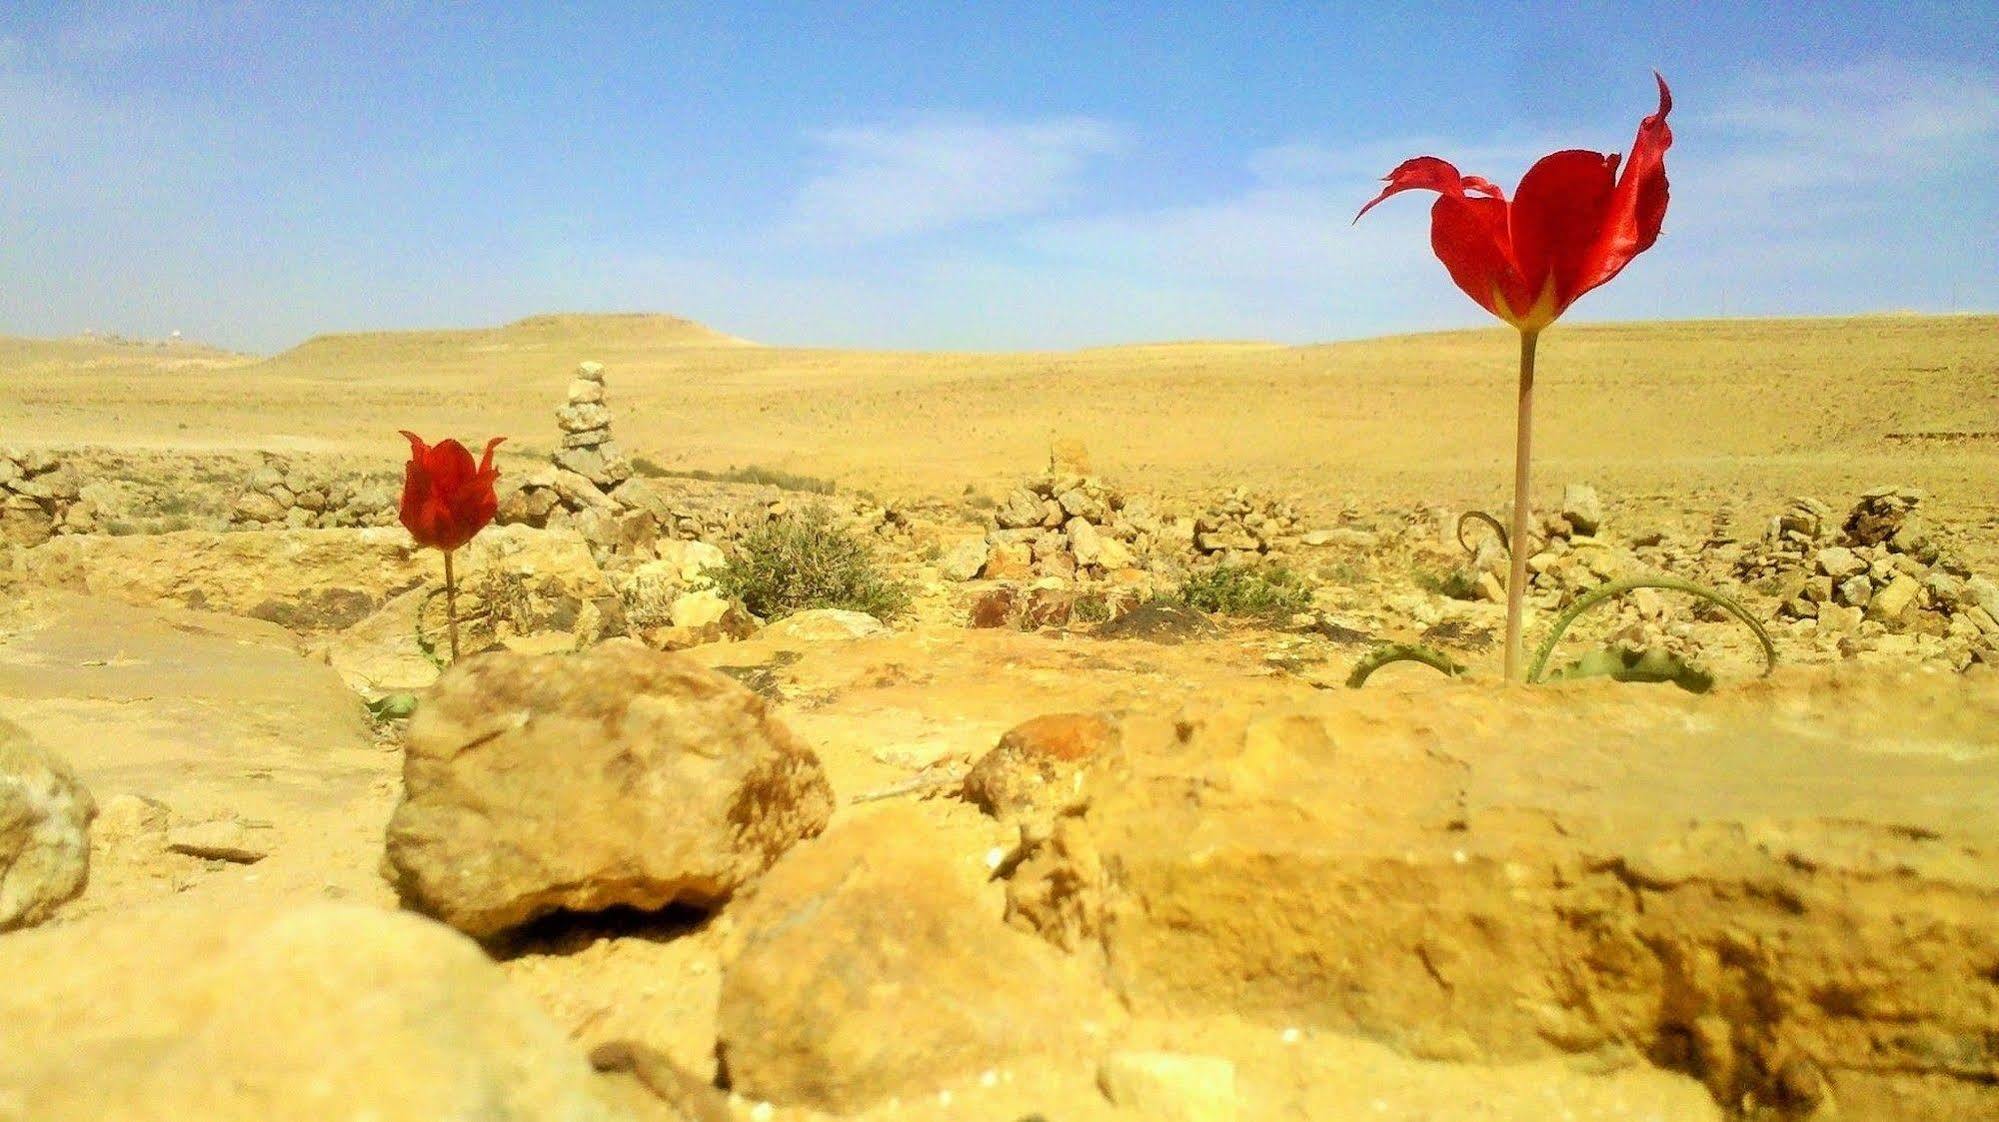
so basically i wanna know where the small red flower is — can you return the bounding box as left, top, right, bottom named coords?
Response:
left=397, top=431, right=505, bottom=552
left=1356, top=74, right=1673, bottom=333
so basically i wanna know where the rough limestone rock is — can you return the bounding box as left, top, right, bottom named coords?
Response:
left=654, top=539, right=728, bottom=583
left=759, top=609, right=888, bottom=642
left=1004, top=679, right=1999, bottom=1118
left=1561, top=482, right=1604, bottom=536
left=963, top=712, right=1121, bottom=820
left=938, top=537, right=988, bottom=582
left=0, top=718, right=96, bottom=931
left=0, top=904, right=634, bottom=1121
left=717, top=804, right=1113, bottom=1111
left=385, top=640, right=833, bottom=938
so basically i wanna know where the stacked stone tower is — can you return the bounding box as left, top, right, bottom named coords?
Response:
left=550, top=361, right=631, bottom=490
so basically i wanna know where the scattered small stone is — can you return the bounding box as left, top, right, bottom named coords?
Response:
left=1561, top=483, right=1603, bottom=536
left=1816, top=545, right=1865, bottom=580
left=92, top=793, right=172, bottom=847
left=1868, top=574, right=1923, bottom=623
left=167, top=818, right=271, bottom=864
left=963, top=713, right=1120, bottom=819
left=939, top=538, right=988, bottom=582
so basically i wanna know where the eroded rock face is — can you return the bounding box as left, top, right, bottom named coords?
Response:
left=20, top=525, right=618, bottom=636
left=717, top=805, right=1114, bottom=1112
left=1001, top=680, right=1999, bottom=1119
left=0, top=717, right=96, bottom=931
left=0, top=904, right=633, bottom=1121
left=384, top=639, right=832, bottom=938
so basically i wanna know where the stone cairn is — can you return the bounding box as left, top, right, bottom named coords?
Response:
left=498, top=362, right=651, bottom=550
left=496, top=361, right=763, bottom=556
left=0, top=449, right=85, bottom=547
left=550, top=361, right=632, bottom=494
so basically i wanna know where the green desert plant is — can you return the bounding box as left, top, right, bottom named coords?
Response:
left=1175, top=563, right=1314, bottom=620
left=707, top=504, right=910, bottom=622
left=1350, top=575, right=1776, bottom=693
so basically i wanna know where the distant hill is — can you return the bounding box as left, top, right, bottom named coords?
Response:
left=266, top=312, right=751, bottom=379
left=0, top=333, right=250, bottom=371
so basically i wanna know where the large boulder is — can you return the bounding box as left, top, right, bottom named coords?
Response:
left=0, top=717, right=95, bottom=931
left=716, top=804, right=1113, bottom=1112
left=20, top=525, right=617, bottom=635
left=0, top=903, right=635, bottom=1120
left=385, top=640, right=833, bottom=938
left=1002, top=678, right=1999, bottom=1119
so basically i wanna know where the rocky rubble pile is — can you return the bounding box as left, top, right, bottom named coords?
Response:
left=1747, top=487, right=1999, bottom=659
left=229, top=455, right=399, bottom=530
left=1190, top=487, right=1305, bottom=563
left=1448, top=482, right=1625, bottom=605
left=0, top=448, right=87, bottom=546
left=979, top=470, right=1150, bottom=582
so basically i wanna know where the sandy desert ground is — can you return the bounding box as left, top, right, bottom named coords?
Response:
left=2, top=312, right=1997, bottom=1122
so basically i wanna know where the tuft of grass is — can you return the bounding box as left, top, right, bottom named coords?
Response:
left=630, top=457, right=837, bottom=495
left=1073, top=590, right=1115, bottom=624
left=706, top=505, right=911, bottom=622
left=1414, top=567, right=1482, bottom=601
left=1174, top=563, right=1313, bottom=619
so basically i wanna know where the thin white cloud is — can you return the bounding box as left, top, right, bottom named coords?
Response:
left=1014, top=56, right=1999, bottom=338
left=783, top=114, right=1127, bottom=244
left=1687, top=58, right=1999, bottom=217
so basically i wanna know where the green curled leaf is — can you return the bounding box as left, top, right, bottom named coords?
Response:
left=1456, top=509, right=1511, bottom=555
left=1527, top=575, right=1777, bottom=686
left=1347, top=643, right=1468, bottom=688
left=366, top=692, right=420, bottom=720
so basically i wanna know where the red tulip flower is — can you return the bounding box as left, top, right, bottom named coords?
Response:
left=398, top=430, right=505, bottom=660
left=1355, top=74, right=1673, bottom=679
left=398, top=431, right=505, bottom=552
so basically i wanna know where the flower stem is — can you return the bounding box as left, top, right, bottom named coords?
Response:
left=1504, top=329, right=1540, bottom=682
left=442, top=548, right=460, bottom=663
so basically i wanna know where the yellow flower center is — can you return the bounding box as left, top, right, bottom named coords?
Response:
left=1493, top=277, right=1560, bottom=334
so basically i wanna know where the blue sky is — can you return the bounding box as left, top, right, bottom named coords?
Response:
left=2, top=2, right=1995, bottom=353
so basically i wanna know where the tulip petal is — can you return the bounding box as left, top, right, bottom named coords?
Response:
left=1354, top=156, right=1470, bottom=223
left=1508, top=148, right=1620, bottom=317
left=477, top=436, right=507, bottom=475
left=1576, top=72, right=1674, bottom=298
left=1430, top=193, right=1533, bottom=324
left=425, top=439, right=477, bottom=495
